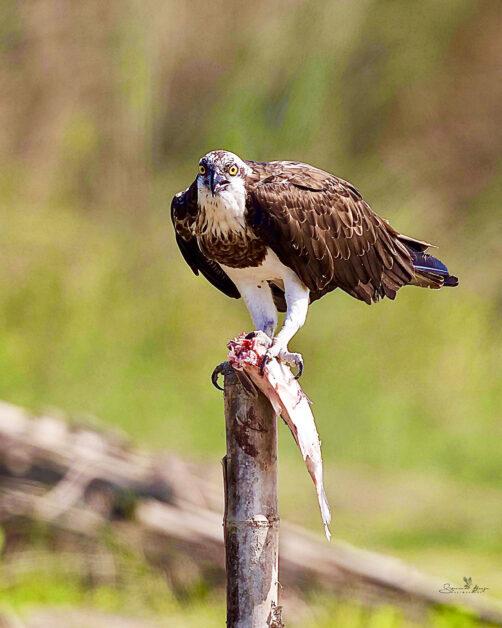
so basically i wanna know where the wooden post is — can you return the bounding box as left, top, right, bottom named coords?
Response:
left=222, top=367, right=283, bottom=628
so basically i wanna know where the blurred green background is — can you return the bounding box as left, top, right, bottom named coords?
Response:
left=0, top=0, right=501, bottom=625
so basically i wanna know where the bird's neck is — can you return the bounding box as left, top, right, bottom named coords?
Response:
left=197, top=187, right=248, bottom=237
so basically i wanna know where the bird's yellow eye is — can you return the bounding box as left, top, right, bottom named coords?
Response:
left=228, top=164, right=238, bottom=176
left=198, top=164, right=206, bottom=175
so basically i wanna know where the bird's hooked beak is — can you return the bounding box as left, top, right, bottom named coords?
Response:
left=209, top=169, right=228, bottom=196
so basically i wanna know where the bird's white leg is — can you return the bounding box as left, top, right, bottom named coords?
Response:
left=268, top=277, right=309, bottom=374
left=238, top=281, right=278, bottom=339
left=212, top=281, right=277, bottom=390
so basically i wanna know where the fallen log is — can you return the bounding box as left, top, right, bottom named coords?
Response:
left=0, top=401, right=501, bottom=625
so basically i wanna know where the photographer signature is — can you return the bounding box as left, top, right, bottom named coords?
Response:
left=439, top=577, right=488, bottom=594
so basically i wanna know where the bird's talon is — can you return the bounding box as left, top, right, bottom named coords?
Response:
left=211, top=361, right=230, bottom=391
left=277, top=350, right=304, bottom=379
left=294, top=358, right=304, bottom=380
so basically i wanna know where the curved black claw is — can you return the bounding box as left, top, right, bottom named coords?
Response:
left=277, top=351, right=304, bottom=380
left=211, top=361, right=229, bottom=391
left=294, top=357, right=304, bottom=380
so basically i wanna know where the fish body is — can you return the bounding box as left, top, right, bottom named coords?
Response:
left=228, top=331, right=331, bottom=540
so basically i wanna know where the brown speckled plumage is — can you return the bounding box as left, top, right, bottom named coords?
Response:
left=171, top=156, right=457, bottom=306
left=198, top=230, right=267, bottom=268
left=170, top=182, right=241, bottom=298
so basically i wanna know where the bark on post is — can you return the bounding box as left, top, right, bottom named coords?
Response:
left=222, top=367, right=283, bottom=628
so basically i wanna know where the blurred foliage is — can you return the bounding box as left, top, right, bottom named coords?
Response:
left=0, top=523, right=491, bottom=628
left=0, top=0, right=501, bottom=625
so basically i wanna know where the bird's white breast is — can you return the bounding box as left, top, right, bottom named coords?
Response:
left=197, top=180, right=248, bottom=237
left=221, top=247, right=297, bottom=285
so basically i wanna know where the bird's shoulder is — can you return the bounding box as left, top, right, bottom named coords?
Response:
left=244, top=159, right=365, bottom=205
left=245, top=159, right=328, bottom=191
left=243, top=159, right=378, bottom=238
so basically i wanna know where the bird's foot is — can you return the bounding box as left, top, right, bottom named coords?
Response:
left=212, top=359, right=258, bottom=396
left=260, top=341, right=304, bottom=379
left=277, top=349, right=304, bottom=379
left=211, top=361, right=233, bottom=391
left=244, top=330, right=272, bottom=345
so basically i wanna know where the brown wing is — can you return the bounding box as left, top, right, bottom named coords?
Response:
left=245, top=161, right=416, bottom=304
left=171, top=182, right=240, bottom=299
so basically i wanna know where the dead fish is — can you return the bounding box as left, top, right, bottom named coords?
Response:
left=228, top=331, right=331, bottom=540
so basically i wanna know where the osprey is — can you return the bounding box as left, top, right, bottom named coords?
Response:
left=171, top=150, right=458, bottom=374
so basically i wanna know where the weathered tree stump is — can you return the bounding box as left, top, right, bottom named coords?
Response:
left=222, top=367, right=283, bottom=627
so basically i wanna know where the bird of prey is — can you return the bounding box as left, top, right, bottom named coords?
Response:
left=171, top=150, right=458, bottom=374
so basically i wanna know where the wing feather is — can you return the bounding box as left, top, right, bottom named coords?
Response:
left=171, top=182, right=240, bottom=300
left=246, top=162, right=415, bottom=304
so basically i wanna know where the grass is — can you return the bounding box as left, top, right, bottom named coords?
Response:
left=0, top=570, right=491, bottom=627
left=0, top=568, right=226, bottom=627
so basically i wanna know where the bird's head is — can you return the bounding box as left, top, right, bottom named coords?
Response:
left=196, top=150, right=250, bottom=198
